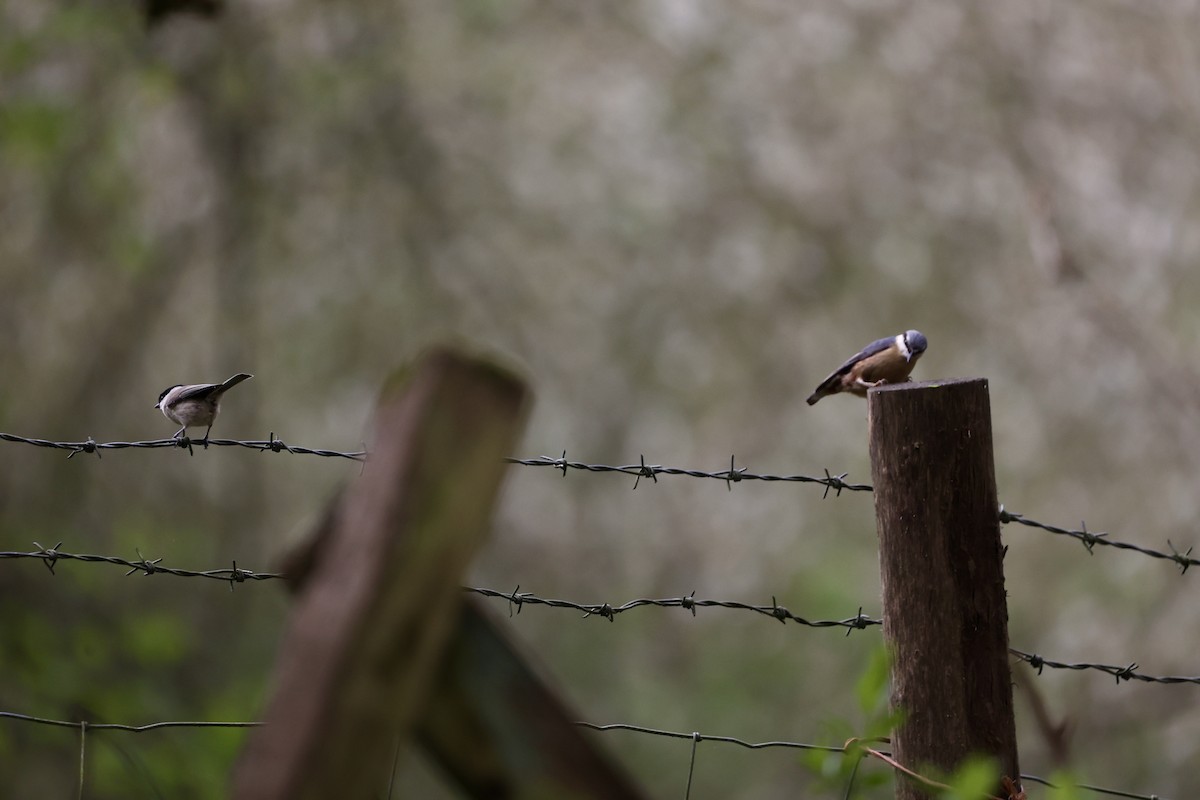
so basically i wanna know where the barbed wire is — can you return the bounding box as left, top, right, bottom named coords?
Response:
left=0, top=431, right=366, bottom=461
left=999, top=506, right=1199, bottom=574
left=465, top=586, right=881, bottom=633
left=504, top=453, right=872, bottom=496
left=466, top=586, right=1200, bottom=687
left=0, top=711, right=1167, bottom=800
left=0, top=546, right=881, bottom=630
left=506, top=453, right=1200, bottom=576
left=0, top=544, right=283, bottom=589
left=1011, top=648, right=1200, bottom=686
left=6, top=547, right=1197, bottom=687
left=2, top=433, right=1196, bottom=575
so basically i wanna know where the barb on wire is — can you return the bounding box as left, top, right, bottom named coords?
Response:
left=0, top=431, right=366, bottom=461
left=505, top=452, right=872, bottom=496
left=466, top=586, right=880, bottom=634
left=999, top=506, right=1199, bottom=574
left=0, top=544, right=283, bottom=590
left=1011, top=648, right=1200, bottom=686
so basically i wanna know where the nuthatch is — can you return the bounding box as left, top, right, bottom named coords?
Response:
left=806, top=331, right=927, bottom=405
left=155, top=373, right=253, bottom=440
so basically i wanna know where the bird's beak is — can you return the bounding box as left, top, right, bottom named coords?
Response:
left=153, top=402, right=160, bottom=409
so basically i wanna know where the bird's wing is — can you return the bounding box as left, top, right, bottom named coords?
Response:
left=806, top=336, right=895, bottom=404
left=825, top=336, right=894, bottom=379
left=172, top=383, right=222, bottom=401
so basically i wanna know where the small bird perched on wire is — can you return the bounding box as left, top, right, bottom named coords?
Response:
left=155, top=373, right=253, bottom=441
left=806, top=331, right=927, bottom=405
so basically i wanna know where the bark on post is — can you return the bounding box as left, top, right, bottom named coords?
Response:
left=867, top=378, right=1019, bottom=798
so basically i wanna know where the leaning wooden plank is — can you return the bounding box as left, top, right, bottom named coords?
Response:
left=232, top=349, right=529, bottom=800
left=418, top=598, right=650, bottom=800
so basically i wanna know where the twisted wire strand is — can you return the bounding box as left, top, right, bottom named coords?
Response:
left=466, top=586, right=880, bottom=633
left=1010, top=648, right=1200, bottom=686
left=999, top=506, right=1198, bottom=573
left=0, top=544, right=282, bottom=590
left=0, top=432, right=365, bottom=461
left=504, top=453, right=869, bottom=495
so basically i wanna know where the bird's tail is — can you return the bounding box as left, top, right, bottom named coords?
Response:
left=218, top=373, right=254, bottom=392
left=805, top=376, right=838, bottom=405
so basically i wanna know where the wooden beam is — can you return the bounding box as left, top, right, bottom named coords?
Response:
left=233, top=350, right=529, bottom=800
left=417, top=599, right=650, bottom=799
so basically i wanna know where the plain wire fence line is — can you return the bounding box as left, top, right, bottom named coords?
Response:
left=581, top=722, right=1172, bottom=800
left=0, top=711, right=263, bottom=732
left=0, top=711, right=1170, bottom=800
left=2, top=432, right=1197, bottom=573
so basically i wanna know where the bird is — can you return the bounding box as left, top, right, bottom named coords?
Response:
left=806, top=330, right=927, bottom=405
left=154, top=373, right=253, bottom=441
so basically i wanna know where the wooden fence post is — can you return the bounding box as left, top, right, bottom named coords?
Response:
left=867, top=379, right=1020, bottom=798
left=233, top=348, right=648, bottom=800
left=232, top=350, right=529, bottom=800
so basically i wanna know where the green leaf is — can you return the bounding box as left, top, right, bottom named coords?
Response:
left=945, top=756, right=998, bottom=799
left=1043, top=770, right=1087, bottom=800
left=855, top=643, right=892, bottom=717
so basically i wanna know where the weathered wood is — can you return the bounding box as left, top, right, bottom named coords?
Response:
left=867, top=379, right=1020, bottom=798
left=232, top=350, right=529, bottom=800
left=417, top=599, right=650, bottom=800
